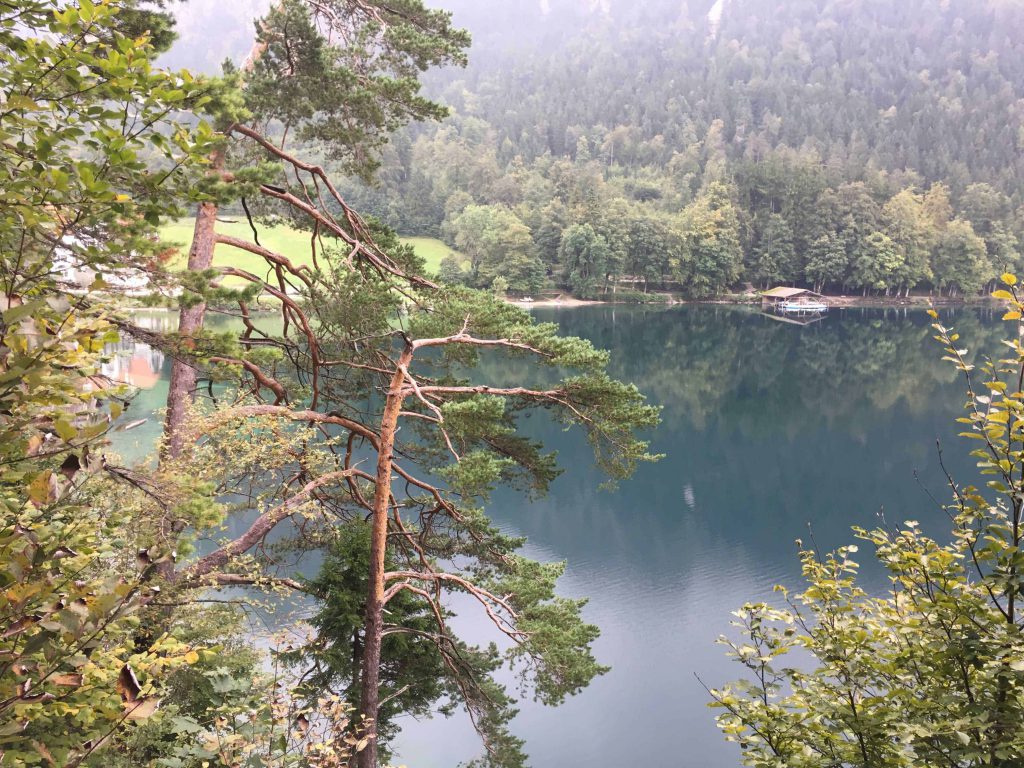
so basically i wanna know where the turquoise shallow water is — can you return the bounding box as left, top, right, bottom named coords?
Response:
left=110, top=304, right=1003, bottom=767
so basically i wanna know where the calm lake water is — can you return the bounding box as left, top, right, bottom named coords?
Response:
left=110, top=304, right=1004, bottom=768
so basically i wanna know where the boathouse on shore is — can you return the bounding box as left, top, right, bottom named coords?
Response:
left=760, top=286, right=825, bottom=309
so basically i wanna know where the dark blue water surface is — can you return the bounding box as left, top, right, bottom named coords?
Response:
left=393, top=304, right=1003, bottom=768
left=111, top=305, right=1004, bottom=767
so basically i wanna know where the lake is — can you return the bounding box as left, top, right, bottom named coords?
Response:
left=108, top=304, right=1004, bottom=768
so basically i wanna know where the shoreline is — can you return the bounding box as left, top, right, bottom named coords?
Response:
left=506, top=297, right=607, bottom=308
left=121, top=293, right=999, bottom=312
left=507, top=294, right=999, bottom=309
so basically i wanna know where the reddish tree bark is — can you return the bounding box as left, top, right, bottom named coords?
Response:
left=162, top=196, right=219, bottom=461
left=357, top=344, right=413, bottom=768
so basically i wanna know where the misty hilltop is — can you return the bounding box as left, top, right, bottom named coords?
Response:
left=428, top=0, right=1024, bottom=188
left=167, top=0, right=1024, bottom=192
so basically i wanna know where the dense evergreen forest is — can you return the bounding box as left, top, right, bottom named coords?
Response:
left=326, top=0, right=1024, bottom=298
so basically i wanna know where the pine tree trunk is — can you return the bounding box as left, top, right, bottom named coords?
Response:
left=162, top=196, right=220, bottom=461
left=162, top=24, right=266, bottom=461
left=358, top=348, right=412, bottom=768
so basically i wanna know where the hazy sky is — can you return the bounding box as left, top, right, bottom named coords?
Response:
left=160, top=0, right=271, bottom=73
left=160, top=0, right=717, bottom=78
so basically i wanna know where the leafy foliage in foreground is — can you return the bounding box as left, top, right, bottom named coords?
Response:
left=0, top=1, right=214, bottom=762
left=0, top=2, right=370, bottom=765
left=711, top=276, right=1024, bottom=767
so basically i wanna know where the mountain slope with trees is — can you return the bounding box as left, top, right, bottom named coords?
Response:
left=329, top=0, right=1024, bottom=297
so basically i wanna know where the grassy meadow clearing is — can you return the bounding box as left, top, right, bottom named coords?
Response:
left=158, top=218, right=463, bottom=285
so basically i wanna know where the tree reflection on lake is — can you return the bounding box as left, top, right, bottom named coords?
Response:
left=110, top=304, right=1003, bottom=768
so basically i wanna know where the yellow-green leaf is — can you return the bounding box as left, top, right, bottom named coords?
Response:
left=54, top=419, right=77, bottom=442
left=27, top=472, right=53, bottom=504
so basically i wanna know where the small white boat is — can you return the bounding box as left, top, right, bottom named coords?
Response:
left=762, top=287, right=829, bottom=315
left=777, top=299, right=828, bottom=313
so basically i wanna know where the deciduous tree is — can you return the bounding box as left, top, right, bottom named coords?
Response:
left=0, top=1, right=214, bottom=762
left=710, top=277, right=1024, bottom=767
left=558, top=223, right=611, bottom=296
left=680, top=183, right=743, bottom=296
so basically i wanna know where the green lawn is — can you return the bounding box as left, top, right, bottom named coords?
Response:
left=399, top=236, right=464, bottom=274
left=158, top=219, right=462, bottom=284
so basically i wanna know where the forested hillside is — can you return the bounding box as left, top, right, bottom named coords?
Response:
left=329, top=0, right=1024, bottom=297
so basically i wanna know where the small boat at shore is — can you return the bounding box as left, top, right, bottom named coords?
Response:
left=777, top=298, right=829, bottom=313
left=761, top=286, right=829, bottom=315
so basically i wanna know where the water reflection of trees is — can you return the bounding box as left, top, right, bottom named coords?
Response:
left=102, top=311, right=179, bottom=389
left=472, top=306, right=1005, bottom=579
left=111, top=305, right=1005, bottom=576
left=541, top=305, right=1003, bottom=435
